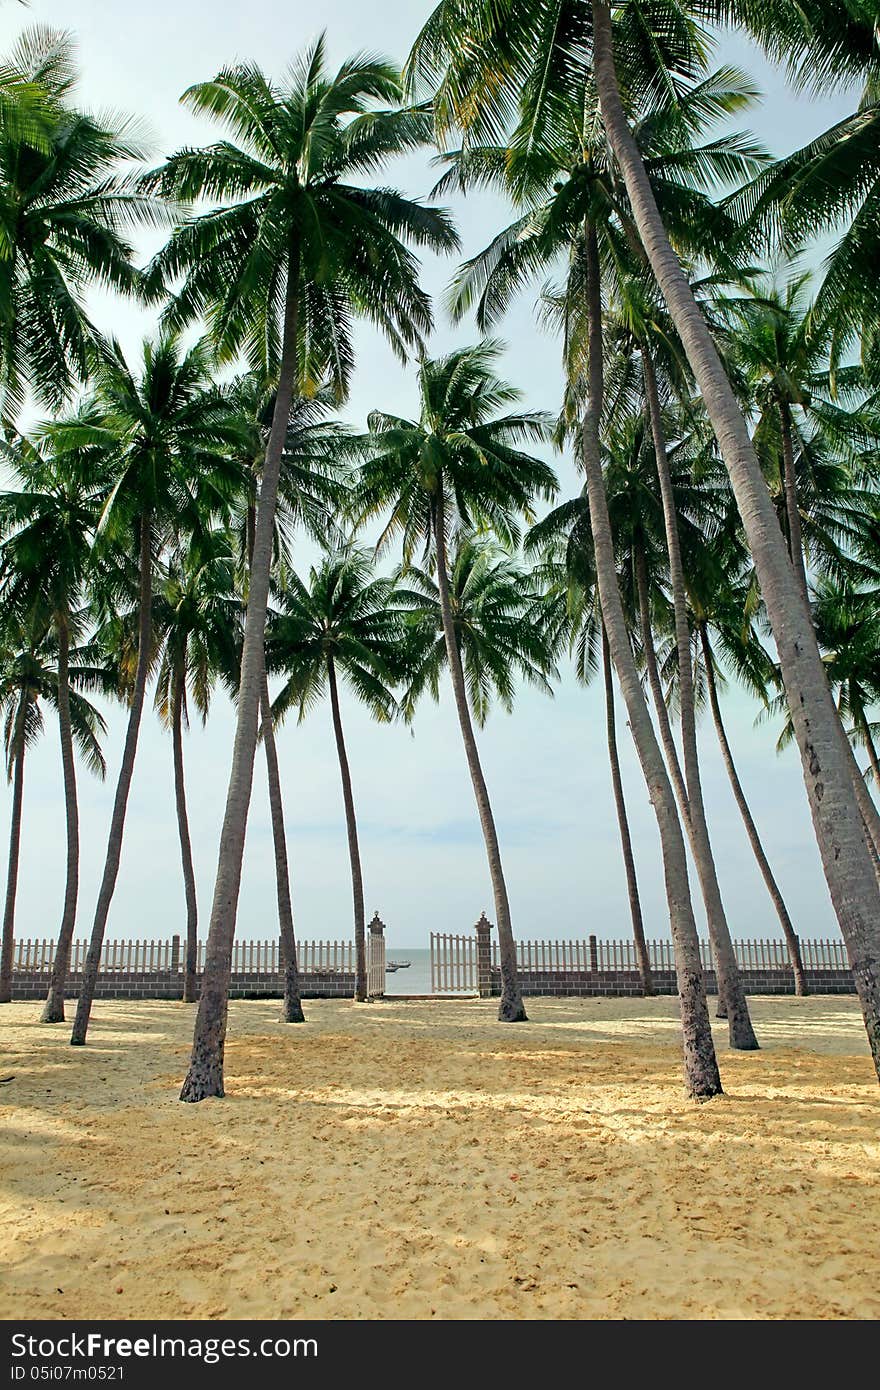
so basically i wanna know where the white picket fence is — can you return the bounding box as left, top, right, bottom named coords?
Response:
left=430, top=934, right=850, bottom=995
left=12, top=936, right=359, bottom=976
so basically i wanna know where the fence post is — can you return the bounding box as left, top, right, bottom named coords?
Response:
left=170, top=935, right=181, bottom=977
left=475, top=912, right=493, bottom=998
left=589, top=934, right=598, bottom=974
left=368, top=912, right=386, bottom=998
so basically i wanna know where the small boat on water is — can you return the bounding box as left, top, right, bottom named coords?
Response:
left=385, top=960, right=411, bottom=972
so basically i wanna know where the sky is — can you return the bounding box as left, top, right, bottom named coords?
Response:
left=0, top=1, right=861, bottom=952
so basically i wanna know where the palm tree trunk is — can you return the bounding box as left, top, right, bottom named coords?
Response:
left=433, top=495, right=526, bottom=1022
left=579, top=222, right=720, bottom=1097
left=602, top=620, right=653, bottom=995
left=42, top=611, right=79, bottom=1022
left=700, top=625, right=808, bottom=996
left=642, top=349, right=758, bottom=1049
left=591, top=0, right=880, bottom=1082
left=634, top=538, right=687, bottom=811
left=0, top=696, right=27, bottom=1004
left=171, top=666, right=199, bottom=1004
left=71, top=513, right=154, bottom=1044
left=260, top=667, right=304, bottom=1021
left=326, top=657, right=367, bottom=1003
left=779, top=400, right=810, bottom=608
left=180, top=243, right=301, bottom=1101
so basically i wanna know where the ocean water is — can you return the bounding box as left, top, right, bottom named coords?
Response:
left=382, top=946, right=433, bottom=996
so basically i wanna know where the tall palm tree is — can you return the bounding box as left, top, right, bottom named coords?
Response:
left=645, top=379, right=757, bottom=1037
left=267, top=547, right=411, bottom=1003
left=0, top=25, right=163, bottom=418
left=425, top=22, right=760, bottom=1045
left=226, top=374, right=351, bottom=1024
left=398, top=535, right=562, bottom=992
left=357, top=343, right=557, bottom=1023
left=0, top=620, right=106, bottom=1003
left=588, top=0, right=880, bottom=1077
left=409, top=0, right=880, bottom=1083
left=525, top=519, right=654, bottom=995
left=0, top=429, right=105, bottom=1020
left=62, top=332, right=245, bottom=1046
left=147, top=40, right=458, bottom=1101
left=152, top=534, right=240, bottom=1003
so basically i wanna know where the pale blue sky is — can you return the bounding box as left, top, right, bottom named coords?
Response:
left=0, top=2, right=859, bottom=951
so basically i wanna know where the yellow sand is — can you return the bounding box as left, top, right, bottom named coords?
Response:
left=1, top=994, right=878, bottom=1321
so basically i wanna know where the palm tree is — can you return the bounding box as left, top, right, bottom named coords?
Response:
left=424, top=21, right=760, bottom=1045
left=646, top=388, right=756, bottom=1038
left=588, top=0, right=880, bottom=1077
left=147, top=40, right=459, bottom=1101
left=357, top=343, right=557, bottom=1023
left=525, top=520, right=654, bottom=995
left=62, top=332, right=245, bottom=1046
left=409, top=0, right=880, bottom=1083
left=0, top=25, right=163, bottom=418
left=267, top=547, right=411, bottom=1003
left=0, top=620, right=106, bottom=1003
left=0, top=429, right=105, bottom=1021
left=398, top=535, right=563, bottom=989
left=152, top=534, right=240, bottom=1003
left=226, top=374, right=351, bottom=1025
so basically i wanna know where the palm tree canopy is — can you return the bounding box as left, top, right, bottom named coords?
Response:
left=152, top=529, right=242, bottom=728
left=0, top=26, right=164, bottom=417
left=357, top=340, right=558, bottom=563
left=266, top=546, right=411, bottom=726
left=396, top=536, right=559, bottom=726
left=146, top=36, right=460, bottom=395
left=0, top=618, right=108, bottom=779
left=0, top=430, right=103, bottom=636
left=37, top=332, right=248, bottom=607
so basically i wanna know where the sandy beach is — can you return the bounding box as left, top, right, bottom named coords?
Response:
left=1, top=994, right=878, bottom=1321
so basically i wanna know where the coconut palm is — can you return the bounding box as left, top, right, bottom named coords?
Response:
left=0, top=429, right=106, bottom=1020
left=0, top=619, right=106, bottom=1003
left=423, top=17, right=759, bottom=1046
left=397, top=535, right=563, bottom=990
left=58, top=332, right=245, bottom=1046
left=152, top=534, right=241, bottom=1003
left=588, top=1, right=880, bottom=1076
left=267, top=547, right=412, bottom=1003
left=610, top=316, right=758, bottom=1045
left=409, top=0, right=880, bottom=1082
left=525, top=517, right=654, bottom=994
left=0, top=25, right=164, bottom=418
left=397, top=537, right=558, bottom=721
left=146, top=40, right=459, bottom=1101
left=356, top=343, right=557, bottom=1023
left=222, top=376, right=352, bottom=1024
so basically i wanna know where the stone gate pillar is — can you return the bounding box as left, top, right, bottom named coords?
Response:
left=368, top=912, right=386, bottom=998
left=475, top=912, right=494, bottom=998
